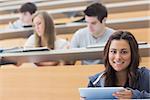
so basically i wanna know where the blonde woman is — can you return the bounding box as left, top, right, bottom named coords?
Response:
left=24, top=11, right=69, bottom=66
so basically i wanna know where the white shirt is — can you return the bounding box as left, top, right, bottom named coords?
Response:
left=24, top=34, right=69, bottom=50
left=71, top=27, right=115, bottom=65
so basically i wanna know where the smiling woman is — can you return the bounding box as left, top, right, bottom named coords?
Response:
left=108, top=39, right=131, bottom=73
left=84, top=31, right=150, bottom=99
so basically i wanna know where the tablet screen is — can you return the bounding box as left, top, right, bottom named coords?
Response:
left=79, top=87, right=124, bottom=99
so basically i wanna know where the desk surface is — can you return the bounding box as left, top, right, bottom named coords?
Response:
left=0, top=0, right=48, bottom=7
left=0, top=16, right=149, bottom=40
left=0, top=65, right=105, bottom=100
left=1, top=44, right=150, bottom=64
left=0, top=28, right=33, bottom=40
left=0, top=0, right=149, bottom=24
left=0, top=0, right=92, bottom=14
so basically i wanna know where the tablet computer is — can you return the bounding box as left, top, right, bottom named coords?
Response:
left=79, top=87, right=124, bottom=99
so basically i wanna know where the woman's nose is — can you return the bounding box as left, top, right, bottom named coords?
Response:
left=115, top=52, right=121, bottom=60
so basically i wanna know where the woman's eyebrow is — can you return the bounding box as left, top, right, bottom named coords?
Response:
left=121, top=48, right=128, bottom=51
left=109, top=48, right=116, bottom=50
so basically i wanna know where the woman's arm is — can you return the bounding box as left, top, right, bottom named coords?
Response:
left=113, top=88, right=150, bottom=99
left=131, top=89, right=150, bottom=99
left=112, top=88, right=150, bottom=99
left=34, top=61, right=59, bottom=66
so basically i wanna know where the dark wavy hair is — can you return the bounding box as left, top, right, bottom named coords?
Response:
left=84, top=3, right=107, bottom=23
left=104, top=31, right=141, bottom=88
left=19, top=2, right=37, bottom=15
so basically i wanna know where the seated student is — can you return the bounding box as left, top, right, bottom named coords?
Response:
left=24, top=11, right=69, bottom=66
left=8, top=2, right=37, bottom=29
left=81, top=31, right=150, bottom=99
left=70, top=3, right=115, bottom=65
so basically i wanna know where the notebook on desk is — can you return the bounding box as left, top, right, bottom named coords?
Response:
left=79, top=87, right=124, bottom=99
left=138, top=41, right=147, bottom=45
left=86, top=43, right=106, bottom=49
left=2, top=47, right=49, bottom=53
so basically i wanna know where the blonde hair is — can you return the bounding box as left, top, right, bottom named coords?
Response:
left=32, top=11, right=56, bottom=49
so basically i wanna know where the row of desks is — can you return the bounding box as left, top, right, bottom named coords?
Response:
left=0, top=0, right=93, bottom=14
left=0, top=16, right=149, bottom=40
left=0, top=0, right=149, bottom=24
left=1, top=44, right=150, bottom=64
left=0, top=0, right=133, bottom=8
left=0, top=0, right=48, bottom=7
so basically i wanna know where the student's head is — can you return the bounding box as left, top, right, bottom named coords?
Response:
left=103, top=31, right=140, bottom=86
left=19, top=2, right=37, bottom=24
left=84, top=3, right=107, bottom=37
left=32, top=11, right=55, bottom=49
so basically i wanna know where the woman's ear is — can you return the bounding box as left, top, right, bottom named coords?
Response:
left=102, top=17, right=107, bottom=24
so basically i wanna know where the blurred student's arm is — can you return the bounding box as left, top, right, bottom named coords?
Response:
left=34, top=61, right=59, bottom=66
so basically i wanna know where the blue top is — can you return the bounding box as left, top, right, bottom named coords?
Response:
left=88, top=67, right=150, bottom=99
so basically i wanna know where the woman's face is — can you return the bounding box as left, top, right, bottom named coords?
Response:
left=108, top=39, right=131, bottom=72
left=33, top=15, right=45, bottom=37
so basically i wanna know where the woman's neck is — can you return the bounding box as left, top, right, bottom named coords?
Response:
left=115, top=70, right=128, bottom=86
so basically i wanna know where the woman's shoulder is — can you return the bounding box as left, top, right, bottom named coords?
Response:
left=55, top=38, right=70, bottom=49
left=24, top=34, right=35, bottom=48
left=89, top=71, right=105, bottom=82
left=28, top=34, right=35, bottom=38
left=26, top=34, right=35, bottom=42
left=88, top=71, right=105, bottom=87
left=138, top=67, right=150, bottom=77
left=138, top=67, right=150, bottom=73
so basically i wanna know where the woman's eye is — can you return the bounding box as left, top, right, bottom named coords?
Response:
left=121, top=51, right=128, bottom=54
left=110, top=50, right=116, bottom=54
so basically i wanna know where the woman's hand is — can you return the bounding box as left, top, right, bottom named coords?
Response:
left=112, top=88, right=132, bottom=99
